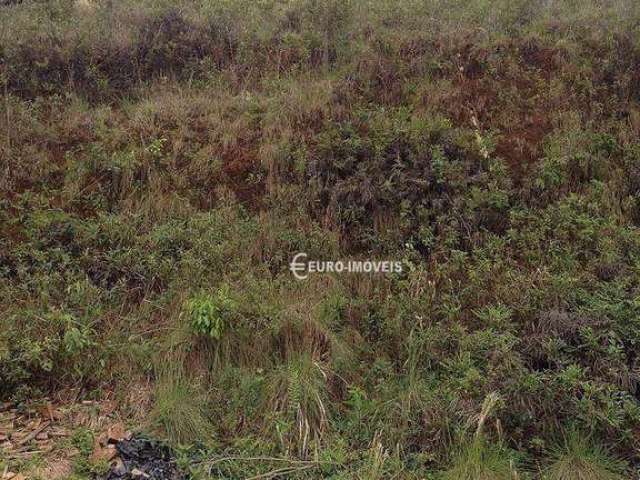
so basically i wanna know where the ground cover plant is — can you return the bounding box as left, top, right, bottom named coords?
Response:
left=1, top=0, right=640, bottom=478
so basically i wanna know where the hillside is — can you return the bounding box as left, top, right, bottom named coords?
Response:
left=1, top=0, right=640, bottom=478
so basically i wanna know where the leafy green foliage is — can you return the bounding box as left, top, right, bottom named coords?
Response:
left=186, top=285, right=237, bottom=340
left=1, top=0, right=640, bottom=478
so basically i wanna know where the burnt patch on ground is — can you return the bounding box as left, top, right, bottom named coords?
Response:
left=101, top=436, right=185, bottom=480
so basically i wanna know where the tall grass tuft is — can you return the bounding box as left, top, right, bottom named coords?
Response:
left=265, top=352, right=330, bottom=457
left=150, top=359, right=213, bottom=445
left=441, top=437, right=517, bottom=480
left=544, top=430, right=627, bottom=480
left=441, top=392, right=519, bottom=480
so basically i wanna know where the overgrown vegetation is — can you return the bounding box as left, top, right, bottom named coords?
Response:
left=1, top=0, right=640, bottom=478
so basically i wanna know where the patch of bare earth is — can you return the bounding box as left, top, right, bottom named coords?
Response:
left=1, top=398, right=130, bottom=480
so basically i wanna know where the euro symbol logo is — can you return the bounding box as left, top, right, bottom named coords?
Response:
left=290, top=252, right=309, bottom=280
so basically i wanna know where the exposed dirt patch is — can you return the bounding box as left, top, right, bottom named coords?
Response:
left=0, top=398, right=126, bottom=479
left=429, top=38, right=568, bottom=184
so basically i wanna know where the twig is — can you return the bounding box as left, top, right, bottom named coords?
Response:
left=243, top=464, right=317, bottom=480
left=16, top=421, right=50, bottom=446
left=3, top=72, right=9, bottom=152
left=204, top=456, right=334, bottom=478
left=7, top=449, right=45, bottom=460
left=204, top=456, right=335, bottom=466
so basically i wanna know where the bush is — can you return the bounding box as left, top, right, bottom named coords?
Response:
left=2, top=0, right=640, bottom=477
left=186, top=285, right=238, bottom=340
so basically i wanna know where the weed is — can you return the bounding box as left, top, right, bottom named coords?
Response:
left=441, top=437, right=518, bottom=480
left=150, top=359, right=213, bottom=445
left=544, top=431, right=627, bottom=480
left=186, top=285, right=238, bottom=341
left=1, top=0, right=640, bottom=478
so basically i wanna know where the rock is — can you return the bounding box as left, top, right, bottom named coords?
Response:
left=107, top=422, right=127, bottom=443
left=111, top=458, right=127, bottom=476
left=131, top=468, right=151, bottom=478
left=48, top=427, right=68, bottom=437
left=91, top=444, right=118, bottom=462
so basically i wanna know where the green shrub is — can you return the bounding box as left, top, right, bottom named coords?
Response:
left=2, top=0, right=640, bottom=476
left=186, top=285, right=238, bottom=340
